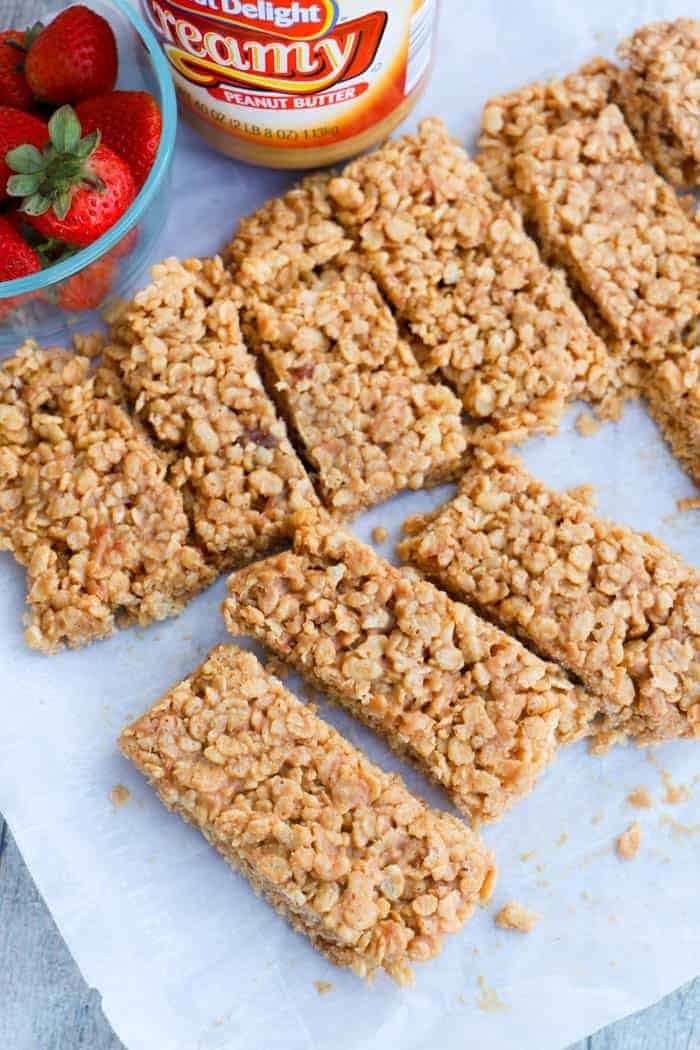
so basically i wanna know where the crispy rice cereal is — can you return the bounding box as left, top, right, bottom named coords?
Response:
left=0, top=343, right=213, bottom=654
left=224, top=514, right=596, bottom=825
left=105, top=257, right=318, bottom=568
left=327, top=118, right=612, bottom=440
left=477, top=58, right=618, bottom=209
left=514, top=105, right=700, bottom=354
left=119, top=644, right=496, bottom=985
left=251, top=271, right=466, bottom=517
left=616, top=19, right=700, bottom=188
left=399, top=450, right=700, bottom=747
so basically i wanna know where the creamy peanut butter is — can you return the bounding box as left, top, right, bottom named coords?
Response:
left=141, top=0, right=438, bottom=167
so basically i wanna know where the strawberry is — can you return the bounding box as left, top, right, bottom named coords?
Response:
left=0, top=106, right=48, bottom=197
left=56, top=254, right=116, bottom=311
left=25, top=5, right=118, bottom=106
left=0, top=29, right=38, bottom=110
left=0, top=215, right=41, bottom=320
left=6, top=105, right=135, bottom=247
left=76, top=91, right=162, bottom=191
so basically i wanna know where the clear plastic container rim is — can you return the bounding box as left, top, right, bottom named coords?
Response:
left=0, top=0, right=178, bottom=300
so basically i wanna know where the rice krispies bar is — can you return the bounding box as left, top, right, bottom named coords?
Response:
left=477, top=58, right=618, bottom=209
left=399, top=450, right=700, bottom=747
left=327, top=118, right=612, bottom=440
left=250, top=271, right=466, bottom=517
left=223, top=514, right=596, bottom=825
left=514, top=105, right=700, bottom=354
left=119, top=644, right=496, bottom=985
left=105, top=257, right=318, bottom=568
left=616, top=19, right=700, bottom=189
left=225, top=173, right=353, bottom=301
left=0, top=343, right=214, bottom=654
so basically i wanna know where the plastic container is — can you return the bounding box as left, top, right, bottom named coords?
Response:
left=141, top=0, right=438, bottom=169
left=0, top=0, right=177, bottom=354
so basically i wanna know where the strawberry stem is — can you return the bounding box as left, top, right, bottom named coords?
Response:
left=5, top=105, right=103, bottom=219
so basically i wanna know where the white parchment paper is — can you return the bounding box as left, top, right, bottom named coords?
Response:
left=1, top=3, right=699, bottom=1047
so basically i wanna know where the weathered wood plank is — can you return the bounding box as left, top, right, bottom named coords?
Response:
left=0, top=821, right=123, bottom=1050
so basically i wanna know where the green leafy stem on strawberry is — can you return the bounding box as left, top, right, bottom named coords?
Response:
left=6, top=104, right=135, bottom=246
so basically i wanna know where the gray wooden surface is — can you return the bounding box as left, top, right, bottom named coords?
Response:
left=1, top=814, right=697, bottom=1049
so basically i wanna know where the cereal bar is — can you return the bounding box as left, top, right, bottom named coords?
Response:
left=399, top=450, right=700, bottom=746
left=514, top=105, right=700, bottom=356
left=616, top=19, right=700, bottom=189
left=477, top=58, right=617, bottom=209
left=250, top=270, right=466, bottom=517
left=119, top=644, right=496, bottom=984
left=0, top=343, right=214, bottom=653
left=225, top=173, right=353, bottom=301
left=643, top=323, right=700, bottom=486
left=105, top=257, right=318, bottom=568
left=224, top=514, right=595, bottom=824
left=327, top=118, right=612, bottom=440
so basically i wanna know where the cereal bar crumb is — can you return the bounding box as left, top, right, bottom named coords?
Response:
left=476, top=975, right=507, bottom=1012
left=627, top=786, right=653, bottom=809
left=617, top=821, right=642, bottom=860
left=372, top=526, right=388, bottom=543
left=315, top=981, right=334, bottom=996
left=109, top=784, right=131, bottom=808
left=576, top=412, right=601, bottom=437
left=678, top=497, right=700, bottom=513
left=495, top=901, right=541, bottom=933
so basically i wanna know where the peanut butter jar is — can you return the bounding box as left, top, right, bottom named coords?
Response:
left=141, top=0, right=438, bottom=168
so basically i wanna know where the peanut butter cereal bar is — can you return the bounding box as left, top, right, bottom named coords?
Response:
left=327, top=118, right=612, bottom=440
left=616, top=19, right=700, bottom=189
left=224, top=514, right=596, bottom=824
left=514, top=105, right=700, bottom=356
left=119, top=644, right=496, bottom=985
left=0, top=343, right=213, bottom=654
left=477, top=58, right=617, bottom=209
left=105, top=257, right=318, bottom=568
left=225, top=174, right=353, bottom=301
left=250, top=270, right=466, bottom=517
left=399, top=450, right=700, bottom=747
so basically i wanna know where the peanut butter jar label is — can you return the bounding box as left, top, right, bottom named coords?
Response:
left=142, top=0, right=437, bottom=154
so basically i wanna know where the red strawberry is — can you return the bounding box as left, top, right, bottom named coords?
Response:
left=6, top=105, right=135, bottom=247
left=57, top=255, right=116, bottom=311
left=108, top=224, right=139, bottom=259
left=0, top=30, right=34, bottom=110
left=0, top=215, right=41, bottom=320
left=0, top=106, right=48, bottom=197
left=76, top=91, right=162, bottom=191
left=25, top=5, right=118, bottom=105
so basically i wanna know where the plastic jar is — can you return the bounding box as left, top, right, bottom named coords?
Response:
left=140, top=0, right=438, bottom=168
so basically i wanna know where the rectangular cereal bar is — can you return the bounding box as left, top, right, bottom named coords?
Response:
left=399, top=450, right=700, bottom=747
left=616, top=19, right=700, bottom=189
left=105, top=256, right=318, bottom=569
left=477, top=58, right=617, bottom=209
left=514, top=105, right=700, bottom=357
left=249, top=268, right=466, bottom=517
left=224, top=514, right=596, bottom=824
left=327, top=118, right=612, bottom=440
left=0, top=342, right=214, bottom=653
left=119, top=644, right=496, bottom=985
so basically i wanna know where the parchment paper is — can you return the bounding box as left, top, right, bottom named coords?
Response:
left=1, top=3, right=698, bottom=1048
